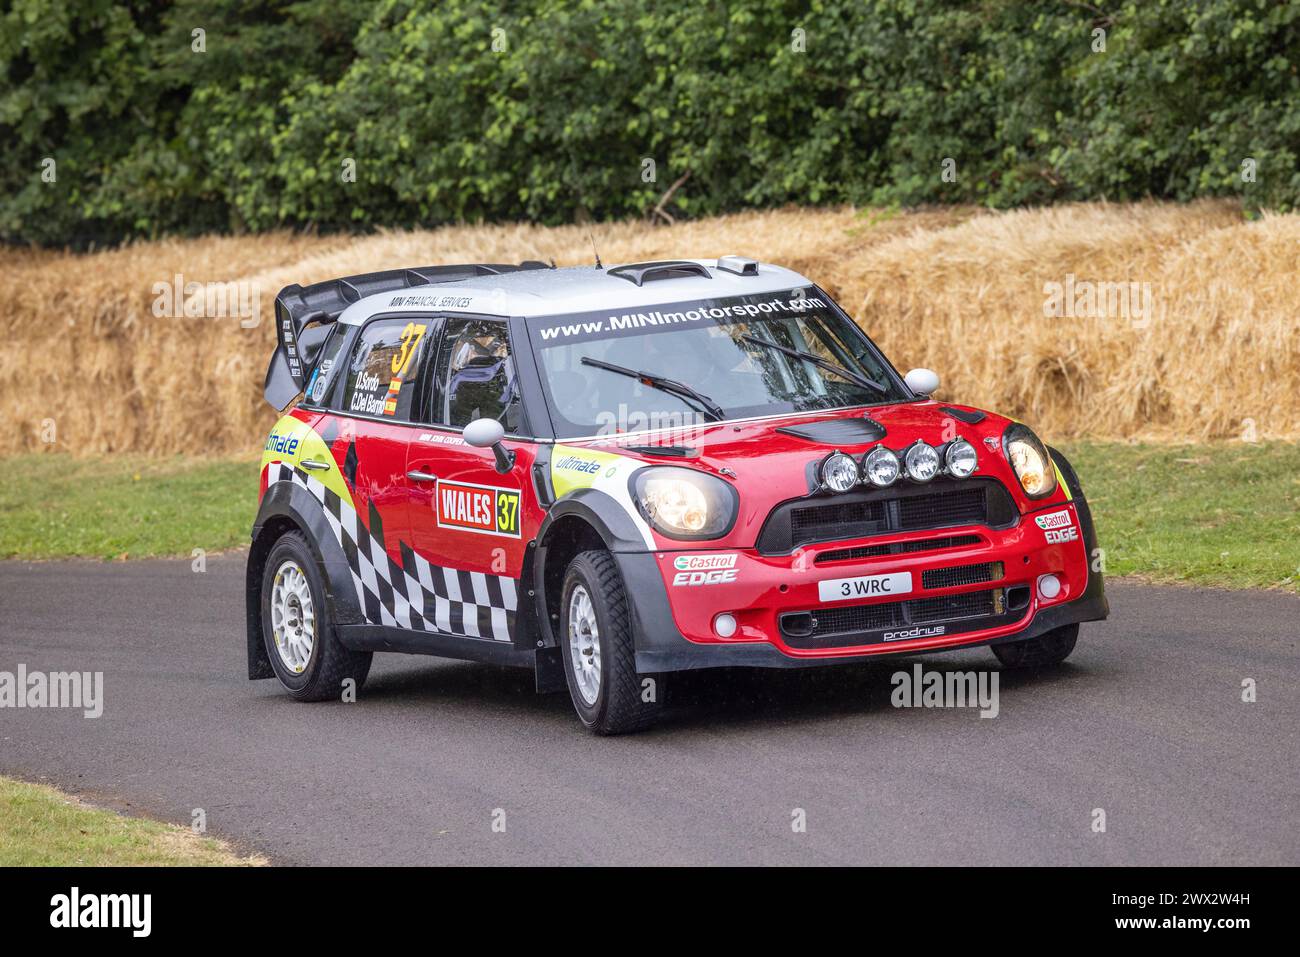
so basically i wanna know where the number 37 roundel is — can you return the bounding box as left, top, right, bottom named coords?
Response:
left=435, top=480, right=521, bottom=538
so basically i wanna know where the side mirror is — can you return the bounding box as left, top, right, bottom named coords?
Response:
left=463, top=417, right=515, bottom=473
left=904, top=368, right=940, bottom=397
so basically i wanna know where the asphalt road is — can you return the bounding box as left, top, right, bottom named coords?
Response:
left=1, top=554, right=1296, bottom=866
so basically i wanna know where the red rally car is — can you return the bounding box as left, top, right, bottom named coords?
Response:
left=247, top=257, right=1108, bottom=733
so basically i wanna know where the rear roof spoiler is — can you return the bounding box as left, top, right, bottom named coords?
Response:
left=264, top=261, right=550, bottom=409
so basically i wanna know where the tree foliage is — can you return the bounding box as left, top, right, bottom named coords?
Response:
left=2, top=0, right=1296, bottom=246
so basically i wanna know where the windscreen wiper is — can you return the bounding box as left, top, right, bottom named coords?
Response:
left=579, top=357, right=725, bottom=421
left=739, top=334, right=887, bottom=395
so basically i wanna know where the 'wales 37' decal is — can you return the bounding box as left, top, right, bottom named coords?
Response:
left=435, top=480, right=521, bottom=538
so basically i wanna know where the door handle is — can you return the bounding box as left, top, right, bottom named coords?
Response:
left=406, top=470, right=438, bottom=482
left=300, top=459, right=331, bottom=472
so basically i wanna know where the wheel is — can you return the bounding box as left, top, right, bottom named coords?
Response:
left=262, top=531, right=372, bottom=701
left=991, top=623, right=1079, bottom=669
left=560, top=550, right=664, bottom=735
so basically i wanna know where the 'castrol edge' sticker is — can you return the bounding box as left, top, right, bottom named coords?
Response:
left=1034, top=509, right=1072, bottom=530
left=1034, top=508, right=1078, bottom=544
left=671, top=553, right=738, bottom=586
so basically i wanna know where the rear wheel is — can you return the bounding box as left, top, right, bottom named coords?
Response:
left=991, top=623, right=1079, bottom=669
left=262, top=531, right=372, bottom=701
left=560, top=550, right=664, bottom=735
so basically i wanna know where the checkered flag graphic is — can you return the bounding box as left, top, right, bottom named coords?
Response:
left=269, top=463, right=517, bottom=641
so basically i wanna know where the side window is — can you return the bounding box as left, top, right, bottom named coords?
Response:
left=433, top=317, right=522, bottom=431
left=303, top=325, right=347, bottom=407
left=340, top=317, right=431, bottom=420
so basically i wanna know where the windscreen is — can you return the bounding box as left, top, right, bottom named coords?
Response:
left=528, top=289, right=909, bottom=438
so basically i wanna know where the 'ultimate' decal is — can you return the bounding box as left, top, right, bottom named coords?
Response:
left=436, top=480, right=521, bottom=538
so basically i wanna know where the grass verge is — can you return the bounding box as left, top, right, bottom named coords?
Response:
left=0, top=455, right=258, bottom=560
left=0, top=445, right=1296, bottom=591
left=0, top=776, right=265, bottom=866
left=1061, top=441, right=1300, bottom=592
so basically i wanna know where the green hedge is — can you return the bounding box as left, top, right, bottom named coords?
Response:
left=3, top=0, right=1297, bottom=247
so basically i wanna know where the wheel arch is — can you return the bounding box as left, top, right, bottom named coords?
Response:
left=1048, top=445, right=1107, bottom=607
left=532, top=489, right=648, bottom=649
left=245, top=480, right=364, bottom=679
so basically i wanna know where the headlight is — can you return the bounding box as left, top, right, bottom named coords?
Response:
left=903, top=441, right=941, bottom=482
left=632, top=467, right=738, bottom=540
left=820, top=451, right=860, bottom=493
left=1003, top=424, right=1058, bottom=498
left=862, top=446, right=901, bottom=487
left=944, top=438, right=978, bottom=478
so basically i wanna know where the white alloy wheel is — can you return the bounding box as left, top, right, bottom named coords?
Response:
left=567, top=584, right=602, bottom=706
left=270, top=559, right=316, bottom=674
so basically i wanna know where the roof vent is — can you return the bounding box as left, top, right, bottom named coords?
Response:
left=608, top=261, right=711, bottom=286
left=716, top=255, right=759, bottom=276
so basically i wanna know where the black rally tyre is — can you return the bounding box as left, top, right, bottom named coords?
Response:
left=261, top=531, right=372, bottom=701
left=560, top=550, right=665, bottom=735
left=991, top=623, right=1079, bottom=669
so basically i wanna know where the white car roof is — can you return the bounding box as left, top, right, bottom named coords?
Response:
left=337, top=258, right=815, bottom=325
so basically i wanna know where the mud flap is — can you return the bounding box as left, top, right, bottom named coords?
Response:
left=534, top=646, right=567, bottom=693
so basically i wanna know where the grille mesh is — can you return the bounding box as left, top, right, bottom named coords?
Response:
left=897, top=487, right=987, bottom=528
left=907, top=590, right=998, bottom=623
left=816, top=534, right=983, bottom=565
left=790, top=499, right=886, bottom=542
left=771, top=484, right=1001, bottom=552
left=922, top=561, right=1003, bottom=590
left=804, top=602, right=902, bottom=635
left=759, top=479, right=1017, bottom=554
left=783, top=588, right=1003, bottom=641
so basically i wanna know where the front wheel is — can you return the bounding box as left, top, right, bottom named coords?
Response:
left=262, top=531, right=372, bottom=701
left=560, top=550, right=665, bottom=735
left=991, top=623, right=1079, bottom=669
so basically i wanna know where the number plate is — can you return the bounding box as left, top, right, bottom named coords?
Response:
left=818, top=571, right=912, bottom=603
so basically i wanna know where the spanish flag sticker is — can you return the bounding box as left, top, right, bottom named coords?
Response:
left=381, top=375, right=404, bottom=415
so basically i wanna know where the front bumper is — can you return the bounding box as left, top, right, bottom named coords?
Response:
left=620, top=500, right=1108, bottom=673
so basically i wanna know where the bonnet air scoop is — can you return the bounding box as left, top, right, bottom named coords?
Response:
left=776, top=417, right=888, bottom=445
left=607, top=261, right=712, bottom=286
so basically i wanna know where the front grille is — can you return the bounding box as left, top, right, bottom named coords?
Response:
left=898, top=487, right=987, bottom=528
left=790, top=499, right=887, bottom=543
left=816, top=533, right=983, bottom=565
left=922, top=561, right=1003, bottom=590
left=781, top=587, right=1008, bottom=648
left=907, top=589, right=999, bottom=623
left=802, top=601, right=903, bottom=635
left=757, top=478, right=1017, bottom=554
